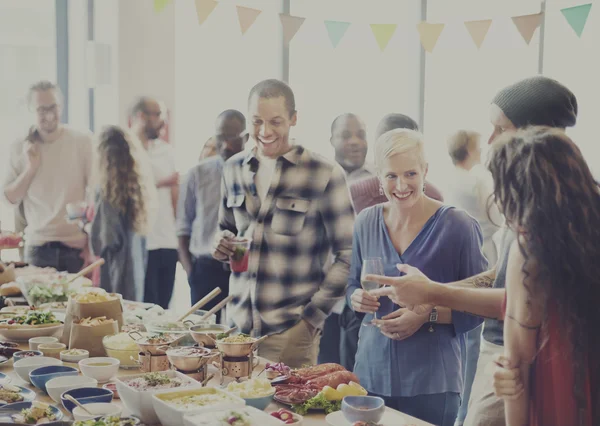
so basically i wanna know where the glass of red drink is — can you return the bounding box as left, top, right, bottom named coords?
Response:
left=230, top=239, right=251, bottom=273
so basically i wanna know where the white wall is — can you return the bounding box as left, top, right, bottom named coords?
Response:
left=117, top=0, right=175, bottom=133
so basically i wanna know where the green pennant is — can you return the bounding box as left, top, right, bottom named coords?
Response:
left=561, top=3, right=593, bottom=37
left=370, top=24, right=398, bottom=52
left=324, top=20, right=351, bottom=48
left=154, top=0, right=170, bottom=13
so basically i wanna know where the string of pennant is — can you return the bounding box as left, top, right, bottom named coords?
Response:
left=155, top=0, right=593, bottom=52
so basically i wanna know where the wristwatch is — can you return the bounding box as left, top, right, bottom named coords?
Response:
left=428, top=308, right=438, bottom=332
left=429, top=307, right=438, bottom=323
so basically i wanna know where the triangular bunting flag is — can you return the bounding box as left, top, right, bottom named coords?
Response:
left=194, top=0, right=218, bottom=26
left=417, top=22, right=445, bottom=53
left=236, top=6, right=262, bottom=35
left=280, top=14, right=306, bottom=46
left=511, top=13, right=543, bottom=45
left=154, top=0, right=170, bottom=13
left=464, top=19, right=492, bottom=49
left=324, top=20, right=351, bottom=48
left=370, top=24, right=397, bottom=52
left=561, top=4, right=592, bottom=37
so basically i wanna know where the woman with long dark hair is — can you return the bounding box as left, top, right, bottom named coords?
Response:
left=90, top=126, right=156, bottom=301
left=489, top=126, right=599, bottom=426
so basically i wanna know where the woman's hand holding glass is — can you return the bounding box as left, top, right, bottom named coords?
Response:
left=350, top=288, right=381, bottom=314
left=372, top=308, right=429, bottom=341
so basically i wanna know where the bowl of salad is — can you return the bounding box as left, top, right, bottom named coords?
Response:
left=72, top=416, right=141, bottom=426
left=0, top=311, right=63, bottom=342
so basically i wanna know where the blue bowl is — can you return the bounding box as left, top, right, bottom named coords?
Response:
left=61, top=387, right=114, bottom=413
left=341, top=396, right=385, bottom=424
left=13, top=350, right=43, bottom=363
left=29, top=365, right=78, bottom=394
left=243, top=391, right=275, bottom=411
left=0, top=401, right=63, bottom=423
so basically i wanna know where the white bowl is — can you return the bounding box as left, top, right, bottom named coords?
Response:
left=13, top=356, right=63, bottom=384
left=79, top=357, right=120, bottom=384
left=152, top=387, right=245, bottom=426
left=183, top=406, right=287, bottom=426
left=116, top=370, right=199, bottom=425
left=72, top=402, right=122, bottom=421
left=46, top=375, right=98, bottom=403
left=29, top=336, right=59, bottom=351
left=0, top=323, right=63, bottom=342
left=60, top=349, right=89, bottom=363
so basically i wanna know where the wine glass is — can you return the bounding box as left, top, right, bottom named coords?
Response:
left=360, top=257, right=384, bottom=325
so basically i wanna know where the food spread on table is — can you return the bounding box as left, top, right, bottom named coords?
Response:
left=27, top=284, right=73, bottom=306
left=226, top=378, right=274, bottom=398
left=122, top=372, right=189, bottom=391
left=62, top=348, right=87, bottom=356
left=139, top=333, right=176, bottom=345
left=73, top=290, right=117, bottom=303
left=12, top=401, right=56, bottom=424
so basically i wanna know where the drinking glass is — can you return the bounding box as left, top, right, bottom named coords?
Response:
left=360, top=257, right=384, bottom=325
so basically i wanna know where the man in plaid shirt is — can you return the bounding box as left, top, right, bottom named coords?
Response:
left=212, top=79, right=355, bottom=367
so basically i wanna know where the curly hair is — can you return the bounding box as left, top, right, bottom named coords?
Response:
left=488, top=126, right=600, bottom=423
left=96, top=126, right=148, bottom=234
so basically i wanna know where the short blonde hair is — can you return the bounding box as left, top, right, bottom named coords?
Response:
left=374, top=128, right=427, bottom=171
left=447, top=130, right=480, bottom=165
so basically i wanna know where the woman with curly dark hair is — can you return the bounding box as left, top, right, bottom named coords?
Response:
left=488, top=126, right=599, bottom=426
left=90, top=126, right=156, bottom=301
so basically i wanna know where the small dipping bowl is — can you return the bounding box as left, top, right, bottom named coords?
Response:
left=60, top=349, right=90, bottom=363
left=38, top=342, right=67, bottom=359
left=13, top=350, right=43, bottom=363
left=341, top=396, right=385, bottom=424
left=29, top=336, right=59, bottom=351
left=79, top=357, right=120, bottom=384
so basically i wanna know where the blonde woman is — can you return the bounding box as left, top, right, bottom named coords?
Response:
left=347, top=129, right=486, bottom=426
left=89, top=126, right=156, bottom=301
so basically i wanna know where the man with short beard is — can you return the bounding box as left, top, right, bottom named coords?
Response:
left=178, top=110, right=249, bottom=322
left=129, top=97, right=179, bottom=309
left=2, top=81, right=93, bottom=272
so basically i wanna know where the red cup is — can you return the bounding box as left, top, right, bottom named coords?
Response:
left=230, top=239, right=251, bottom=273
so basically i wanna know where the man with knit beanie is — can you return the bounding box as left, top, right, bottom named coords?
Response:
left=366, top=75, right=578, bottom=426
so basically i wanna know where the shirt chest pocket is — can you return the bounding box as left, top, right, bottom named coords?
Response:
left=271, top=198, right=311, bottom=236
left=226, top=194, right=248, bottom=229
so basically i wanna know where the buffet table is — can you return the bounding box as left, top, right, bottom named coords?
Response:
left=0, top=345, right=433, bottom=426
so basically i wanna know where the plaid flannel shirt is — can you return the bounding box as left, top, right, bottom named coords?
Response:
left=219, top=145, right=355, bottom=336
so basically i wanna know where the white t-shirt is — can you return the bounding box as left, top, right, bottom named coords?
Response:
left=145, top=139, right=178, bottom=250
left=255, top=150, right=277, bottom=202
left=2, top=127, right=93, bottom=248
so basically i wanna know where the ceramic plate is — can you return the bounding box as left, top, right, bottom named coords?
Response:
left=325, top=409, right=407, bottom=426
left=0, top=384, right=36, bottom=404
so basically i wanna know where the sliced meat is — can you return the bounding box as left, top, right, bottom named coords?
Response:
left=306, top=370, right=359, bottom=389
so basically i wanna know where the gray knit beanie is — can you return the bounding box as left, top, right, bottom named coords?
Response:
left=492, top=76, right=578, bottom=129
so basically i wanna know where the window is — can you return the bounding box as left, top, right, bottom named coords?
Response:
left=174, top=0, right=285, bottom=172
left=0, top=0, right=57, bottom=235
left=290, top=0, right=422, bottom=160
left=424, top=0, right=541, bottom=187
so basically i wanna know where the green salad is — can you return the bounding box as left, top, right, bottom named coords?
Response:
left=291, top=392, right=342, bottom=415
left=28, top=284, right=74, bottom=305
left=73, top=416, right=138, bottom=426
left=7, top=311, right=58, bottom=325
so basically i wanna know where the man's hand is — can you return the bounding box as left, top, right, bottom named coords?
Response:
left=372, top=308, right=428, bottom=341
left=493, top=355, right=524, bottom=400
left=211, top=230, right=236, bottom=261
left=366, top=264, right=437, bottom=315
left=157, top=172, right=179, bottom=188
left=350, top=288, right=380, bottom=314
left=24, top=141, right=41, bottom=172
